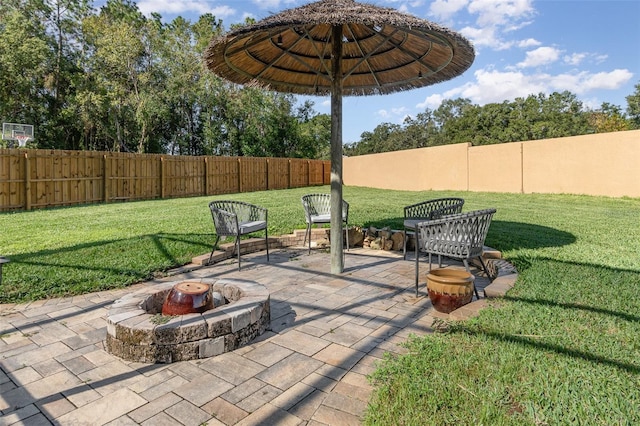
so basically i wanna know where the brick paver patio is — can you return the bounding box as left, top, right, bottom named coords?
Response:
left=0, top=247, right=516, bottom=425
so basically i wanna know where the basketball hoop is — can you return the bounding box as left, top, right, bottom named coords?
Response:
left=2, top=123, right=34, bottom=147
left=16, top=135, right=30, bottom=147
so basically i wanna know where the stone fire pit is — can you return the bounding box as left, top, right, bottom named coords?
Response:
left=105, top=278, right=270, bottom=363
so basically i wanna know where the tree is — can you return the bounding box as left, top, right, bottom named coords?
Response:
left=432, top=98, right=476, bottom=145
left=159, top=15, right=224, bottom=155
left=402, top=110, right=439, bottom=148
left=292, top=100, right=330, bottom=159
left=626, top=82, right=640, bottom=130
left=39, top=0, right=91, bottom=148
left=344, top=122, right=402, bottom=156
left=79, top=0, right=169, bottom=152
left=0, top=0, right=51, bottom=143
left=586, top=102, right=630, bottom=133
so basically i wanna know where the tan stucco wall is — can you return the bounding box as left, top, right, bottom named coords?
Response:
left=343, top=130, right=640, bottom=198
left=343, top=148, right=425, bottom=191
left=421, top=143, right=469, bottom=191
left=342, top=143, right=470, bottom=191
left=469, top=142, right=523, bottom=193
left=522, top=131, right=639, bottom=197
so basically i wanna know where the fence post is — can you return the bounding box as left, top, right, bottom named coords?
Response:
left=288, top=159, right=292, bottom=188
left=204, top=157, right=209, bottom=196
left=24, top=153, right=31, bottom=211
left=266, top=159, right=270, bottom=190
left=160, top=157, right=166, bottom=198
left=103, top=155, right=109, bottom=203
left=238, top=158, right=242, bottom=193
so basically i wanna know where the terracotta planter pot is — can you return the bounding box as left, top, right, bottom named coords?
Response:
left=426, top=268, right=475, bottom=313
left=162, top=281, right=213, bottom=315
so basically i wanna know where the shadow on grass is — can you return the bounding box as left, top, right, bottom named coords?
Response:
left=488, top=220, right=575, bottom=251
left=501, top=295, right=640, bottom=323
left=365, top=218, right=576, bottom=252
left=460, top=328, right=640, bottom=375
left=0, top=232, right=214, bottom=303
left=6, top=232, right=212, bottom=263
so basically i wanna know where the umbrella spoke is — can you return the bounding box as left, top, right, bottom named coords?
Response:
left=291, top=25, right=333, bottom=83
left=341, top=23, right=387, bottom=87
left=223, top=29, right=283, bottom=58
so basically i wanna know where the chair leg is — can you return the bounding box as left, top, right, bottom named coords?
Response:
left=476, top=256, right=494, bottom=281
left=209, top=235, right=221, bottom=265
left=414, top=253, right=419, bottom=297
left=463, top=259, right=480, bottom=300
left=265, top=228, right=269, bottom=262
left=345, top=221, right=349, bottom=251
left=308, top=224, right=312, bottom=255
left=414, top=232, right=420, bottom=296
left=403, top=229, right=407, bottom=260
left=235, top=235, right=241, bottom=271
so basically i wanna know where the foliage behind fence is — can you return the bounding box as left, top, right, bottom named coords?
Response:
left=0, top=149, right=330, bottom=211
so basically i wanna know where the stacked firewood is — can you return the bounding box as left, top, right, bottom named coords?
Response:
left=359, top=226, right=405, bottom=251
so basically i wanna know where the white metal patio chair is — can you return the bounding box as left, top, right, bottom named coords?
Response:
left=209, top=200, right=269, bottom=270
left=301, top=194, right=349, bottom=255
left=403, top=197, right=465, bottom=260
left=415, top=208, right=497, bottom=297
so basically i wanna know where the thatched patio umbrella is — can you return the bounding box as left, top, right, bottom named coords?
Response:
left=204, top=0, right=475, bottom=274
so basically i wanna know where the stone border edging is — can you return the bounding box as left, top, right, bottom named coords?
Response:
left=441, top=258, right=518, bottom=321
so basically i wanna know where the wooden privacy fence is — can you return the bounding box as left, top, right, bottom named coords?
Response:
left=0, top=149, right=330, bottom=211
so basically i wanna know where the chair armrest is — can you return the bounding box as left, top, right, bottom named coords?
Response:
left=210, top=207, right=239, bottom=237
left=247, top=204, right=267, bottom=222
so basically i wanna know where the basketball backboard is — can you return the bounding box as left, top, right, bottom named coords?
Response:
left=2, top=123, right=34, bottom=147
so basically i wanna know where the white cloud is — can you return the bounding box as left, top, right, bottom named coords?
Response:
left=426, top=68, right=634, bottom=107
left=593, top=54, right=608, bottom=64
left=518, top=38, right=541, bottom=48
left=579, top=69, right=634, bottom=91
left=377, top=106, right=410, bottom=119
left=252, top=0, right=281, bottom=8
left=377, top=109, right=391, bottom=119
left=417, top=93, right=445, bottom=109
left=467, top=0, right=535, bottom=27
left=450, top=0, right=535, bottom=51
left=251, top=0, right=298, bottom=11
left=429, top=0, right=468, bottom=20
left=137, top=0, right=235, bottom=18
left=461, top=25, right=514, bottom=50
left=463, top=69, right=547, bottom=103
left=517, top=46, right=561, bottom=68
left=564, top=53, right=587, bottom=66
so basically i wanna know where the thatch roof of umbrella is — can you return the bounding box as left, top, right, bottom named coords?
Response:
left=204, top=0, right=475, bottom=97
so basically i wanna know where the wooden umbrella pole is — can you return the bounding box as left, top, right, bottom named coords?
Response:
left=330, top=24, right=344, bottom=274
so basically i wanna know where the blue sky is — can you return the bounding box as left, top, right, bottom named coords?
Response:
left=129, top=0, right=640, bottom=143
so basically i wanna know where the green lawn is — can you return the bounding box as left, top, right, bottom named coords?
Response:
left=1, top=186, right=639, bottom=424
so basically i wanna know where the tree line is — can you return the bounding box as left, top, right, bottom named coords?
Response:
left=1, top=0, right=638, bottom=158
left=345, top=86, right=640, bottom=156
left=0, top=0, right=330, bottom=157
